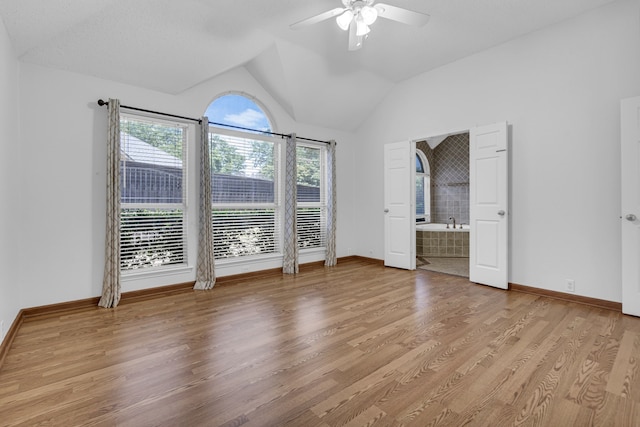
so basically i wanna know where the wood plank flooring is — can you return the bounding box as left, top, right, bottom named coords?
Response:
left=1, top=257, right=640, bottom=426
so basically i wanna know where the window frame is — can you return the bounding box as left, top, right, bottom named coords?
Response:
left=206, top=91, right=277, bottom=134
left=416, top=149, right=431, bottom=223
left=119, top=112, right=193, bottom=277
left=209, top=126, right=283, bottom=264
left=296, top=141, right=327, bottom=252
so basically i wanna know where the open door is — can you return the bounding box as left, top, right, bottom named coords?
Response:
left=383, top=141, right=416, bottom=269
left=469, top=122, right=509, bottom=289
left=621, top=96, right=640, bottom=317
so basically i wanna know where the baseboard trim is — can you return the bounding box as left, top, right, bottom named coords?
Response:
left=0, top=281, right=196, bottom=371
left=2, top=277, right=621, bottom=368
left=214, top=257, right=383, bottom=284
left=118, top=282, right=196, bottom=305
left=0, top=257, right=360, bottom=370
left=509, top=283, right=622, bottom=312
left=22, top=297, right=101, bottom=319
left=345, top=255, right=385, bottom=266
left=14, top=257, right=362, bottom=317
left=0, top=309, right=24, bottom=370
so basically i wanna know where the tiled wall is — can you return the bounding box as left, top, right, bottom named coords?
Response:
left=417, top=133, right=469, bottom=226
left=416, top=230, right=469, bottom=258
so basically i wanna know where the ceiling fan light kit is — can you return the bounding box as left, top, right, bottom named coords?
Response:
left=336, top=9, right=354, bottom=30
left=355, top=17, right=371, bottom=36
left=291, top=0, right=429, bottom=51
left=358, top=4, right=378, bottom=25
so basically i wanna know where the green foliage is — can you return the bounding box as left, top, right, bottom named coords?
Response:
left=251, top=141, right=274, bottom=180
left=121, top=120, right=184, bottom=159
left=210, top=135, right=246, bottom=175
left=296, top=146, right=321, bottom=188
left=248, top=143, right=321, bottom=187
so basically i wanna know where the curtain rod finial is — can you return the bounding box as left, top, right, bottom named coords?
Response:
left=97, top=99, right=108, bottom=106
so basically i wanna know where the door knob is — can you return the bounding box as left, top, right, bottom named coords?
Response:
left=626, top=214, right=637, bottom=221
left=384, top=209, right=389, bottom=213
left=498, top=210, right=505, bottom=216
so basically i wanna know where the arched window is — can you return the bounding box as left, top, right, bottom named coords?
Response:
left=416, top=150, right=431, bottom=222
left=204, top=93, right=279, bottom=260
left=205, top=92, right=273, bottom=132
left=204, top=92, right=328, bottom=262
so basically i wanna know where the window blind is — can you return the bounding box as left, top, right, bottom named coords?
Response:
left=120, top=116, right=188, bottom=271
left=210, top=131, right=280, bottom=259
left=296, top=145, right=326, bottom=250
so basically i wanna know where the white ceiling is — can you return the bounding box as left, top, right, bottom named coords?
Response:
left=0, top=0, right=620, bottom=131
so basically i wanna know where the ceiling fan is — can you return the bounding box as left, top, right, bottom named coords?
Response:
left=290, top=0, right=429, bottom=51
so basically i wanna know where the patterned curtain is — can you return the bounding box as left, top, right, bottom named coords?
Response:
left=283, top=133, right=299, bottom=274
left=325, top=140, right=337, bottom=266
left=99, top=99, right=121, bottom=308
left=194, top=118, right=216, bottom=290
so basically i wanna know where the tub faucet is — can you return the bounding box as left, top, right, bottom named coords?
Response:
left=449, top=217, right=456, bottom=229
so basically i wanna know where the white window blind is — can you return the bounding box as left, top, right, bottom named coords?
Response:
left=212, top=208, right=277, bottom=258
left=120, top=116, right=188, bottom=271
left=210, top=131, right=280, bottom=259
left=296, top=145, right=326, bottom=250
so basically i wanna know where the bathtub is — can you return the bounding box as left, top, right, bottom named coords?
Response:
left=416, top=223, right=469, bottom=232
left=416, top=223, right=469, bottom=257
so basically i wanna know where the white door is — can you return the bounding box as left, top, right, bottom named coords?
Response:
left=469, top=122, right=509, bottom=289
left=384, top=141, right=416, bottom=269
left=621, top=96, right=640, bottom=316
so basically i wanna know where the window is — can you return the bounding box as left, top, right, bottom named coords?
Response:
left=209, top=130, right=280, bottom=259
left=120, top=115, right=188, bottom=271
left=416, top=150, right=431, bottom=222
left=205, top=93, right=328, bottom=261
left=207, top=93, right=280, bottom=260
left=205, top=93, right=273, bottom=133
left=297, top=144, right=326, bottom=249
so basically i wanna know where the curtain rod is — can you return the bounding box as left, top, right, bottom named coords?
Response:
left=97, top=99, right=332, bottom=145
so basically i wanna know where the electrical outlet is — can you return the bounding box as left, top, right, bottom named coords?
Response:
left=566, top=279, right=575, bottom=293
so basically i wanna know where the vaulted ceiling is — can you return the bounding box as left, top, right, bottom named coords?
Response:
left=0, top=0, right=620, bottom=131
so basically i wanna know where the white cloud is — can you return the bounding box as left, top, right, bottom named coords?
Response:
left=223, top=109, right=266, bottom=128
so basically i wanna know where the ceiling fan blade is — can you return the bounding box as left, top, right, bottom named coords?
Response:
left=290, top=7, right=346, bottom=30
left=348, top=21, right=364, bottom=51
left=375, top=3, right=430, bottom=26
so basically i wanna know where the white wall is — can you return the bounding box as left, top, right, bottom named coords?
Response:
left=9, top=0, right=635, bottom=319
left=355, top=0, right=640, bottom=302
left=17, top=63, right=357, bottom=309
left=0, top=17, right=20, bottom=340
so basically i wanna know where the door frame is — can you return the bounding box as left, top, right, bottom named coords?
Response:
left=407, top=125, right=510, bottom=286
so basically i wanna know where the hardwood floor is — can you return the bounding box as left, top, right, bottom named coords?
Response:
left=1, top=257, right=640, bottom=426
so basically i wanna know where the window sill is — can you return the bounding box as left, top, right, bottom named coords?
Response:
left=299, top=247, right=326, bottom=255
left=213, top=247, right=326, bottom=265
left=122, top=265, right=194, bottom=281
left=215, top=253, right=283, bottom=267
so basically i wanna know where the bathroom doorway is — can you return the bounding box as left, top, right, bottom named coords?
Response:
left=415, top=132, right=470, bottom=277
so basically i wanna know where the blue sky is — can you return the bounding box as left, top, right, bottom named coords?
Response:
left=205, top=94, right=271, bottom=132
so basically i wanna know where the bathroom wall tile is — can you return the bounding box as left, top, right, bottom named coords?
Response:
left=431, top=133, right=470, bottom=225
